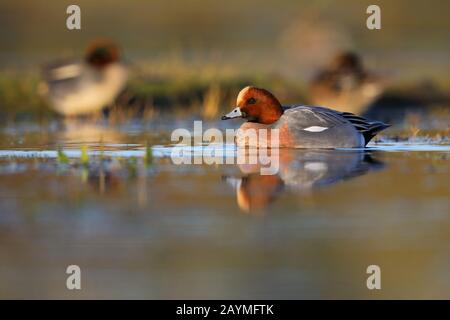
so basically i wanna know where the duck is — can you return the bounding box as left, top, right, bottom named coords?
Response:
left=221, top=86, right=390, bottom=148
left=40, top=39, right=128, bottom=116
left=308, top=52, right=383, bottom=115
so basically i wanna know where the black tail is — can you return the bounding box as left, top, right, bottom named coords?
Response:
left=361, top=122, right=390, bottom=145
left=339, top=112, right=390, bottom=146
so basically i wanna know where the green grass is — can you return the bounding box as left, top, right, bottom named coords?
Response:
left=0, top=63, right=307, bottom=123
left=0, top=61, right=448, bottom=124
left=57, top=148, right=69, bottom=164
left=0, top=72, right=54, bottom=122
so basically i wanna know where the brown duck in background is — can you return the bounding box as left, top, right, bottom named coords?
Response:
left=309, top=52, right=383, bottom=115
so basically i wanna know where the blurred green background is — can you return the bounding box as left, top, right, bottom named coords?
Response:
left=0, top=0, right=449, bottom=121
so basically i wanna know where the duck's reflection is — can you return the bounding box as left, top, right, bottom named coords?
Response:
left=224, top=150, right=384, bottom=212
left=86, top=165, right=122, bottom=195
left=84, top=160, right=150, bottom=207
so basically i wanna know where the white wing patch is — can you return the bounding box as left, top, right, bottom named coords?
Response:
left=50, top=64, right=82, bottom=80
left=304, top=162, right=328, bottom=171
left=303, top=126, right=328, bottom=132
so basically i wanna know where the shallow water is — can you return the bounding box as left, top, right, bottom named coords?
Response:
left=0, top=122, right=449, bottom=299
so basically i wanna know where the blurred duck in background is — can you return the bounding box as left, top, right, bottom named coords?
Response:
left=309, top=52, right=383, bottom=115
left=40, top=40, right=128, bottom=116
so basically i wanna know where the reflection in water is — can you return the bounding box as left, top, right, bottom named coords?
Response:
left=225, top=150, right=384, bottom=212
left=87, top=164, right=121, bottom=195
left=85, top=159, right=151, bottom=207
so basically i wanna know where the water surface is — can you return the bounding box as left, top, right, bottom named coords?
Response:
left=0, top=122, right=449, bottom=299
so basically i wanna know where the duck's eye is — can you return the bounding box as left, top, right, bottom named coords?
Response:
left=247, top=97, right=256, bottom=105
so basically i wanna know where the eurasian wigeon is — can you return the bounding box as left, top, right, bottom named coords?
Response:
left=221, top=86, right=389, bottom=148
left=309, top=52, right=383, bottom=114
left=40, top=40, right=128, bottom=116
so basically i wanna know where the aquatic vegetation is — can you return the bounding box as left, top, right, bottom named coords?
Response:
left=80, top=167, right=89, bottom=183
left=126, top=157, right=138, bottom=179
left=202, top=83, right=222, bottom=119
left=0, top=72, right=55, bottom=123
left=57, top=147, right=69, bottom=164
left=409, top=126, right=421, bottom=141
left=80, top=145, right=89, bottom=166
left=144, top=143, right=153, bottom=167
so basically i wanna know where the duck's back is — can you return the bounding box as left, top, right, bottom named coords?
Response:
left=275, top=106, right=365, bottom=148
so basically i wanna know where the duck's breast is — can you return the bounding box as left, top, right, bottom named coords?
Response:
left=235, top=122, right=279, bottom=147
